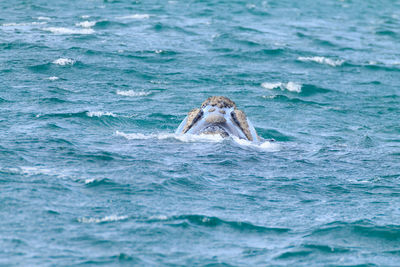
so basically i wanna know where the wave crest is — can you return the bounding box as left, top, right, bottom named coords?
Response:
left=261, top=82, right=302, bottom=93
left=298, top=56, right=344, bottom=67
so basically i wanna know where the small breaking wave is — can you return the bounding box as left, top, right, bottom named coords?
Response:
left=86, top=111, right=117, bottom=117
left=75, top=21, right=96, bottom=28
left=47, top=76, right=59, bottom=81
left=52, top=58, right=76, bottom=66
left=117, top=14, right=150, bottom=20
left=261, top=82, right=302, bottom=93
left=78, top=215, right=128, bottom=224
left=44, top=27, right=94, bottom=34
left=116, top=90, right=151, bottom=97
left=298, top=56, right=344, bottom=67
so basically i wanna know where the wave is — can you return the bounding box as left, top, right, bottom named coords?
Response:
left=147, top=214, right=289, bottom=233
left=307, top=220, right=400, bottom=241
left=36, top=111, right=126, bottom=119
left=116, top=90, right=151, bottom=97
left=116, top=130, right=224, bottom=142
left=47, top=76, right=59, bottom=81
left=0, top=166, right=66, bottom=178
left=117, top=14, right=150, bottom=20
left=78, top=215, right=128, bottom=224
left=2, top=21, right=47, bottom=27
left=44, top=27, right=94, bottom=34
left=86, top=111, right=117, bottom=117
left=297, top=56, right=344, bottom=67
left=261, top=82, right=302, bottom=93
left=75, top=21, right=96, bottom=28
left=262, top=94, right=327, bottom=106
left=52, top=58, right=76, bottom=66
left=37, top=16, right=51, bottom=21
left=116, top=131, right=280, bottom=151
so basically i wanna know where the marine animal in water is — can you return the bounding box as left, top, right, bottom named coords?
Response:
left=175, top=96, right=259, bottom=142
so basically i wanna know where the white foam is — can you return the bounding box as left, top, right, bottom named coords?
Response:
left=44, top=27, right=94, bottom=34
left=47, top=76, right=59, bottom=81
left=260, top=82, right=282, bottom=90
left=37, top=16, right=51, bottom=21
left=118, top=14, right=150, bottom=19
left=81, top=15, right=90, bottom=19
left=78, top=215, right=128, bottom=223
left=286, top=82, right=302, bottom=92
left=75, top=21, right=96, bottom=28
left=53, top=58, right=76, bottom=66
left=155, top=49, right=163, bottom=54
left=2, top=22, right=47, bottom=26
left=84, top=178, right=95, bottom=184
left=115, top=131, right=152, bottom=140
left=261, top=82, right=302, bottom=93
left=232, top=137, right=280, bottom=151
left=116, top=90, right=150, bottom=97
left=86, top=111, right=116, bottom=117
left=2, top=166, right=67, bottom=178
left=298, top=56, right=344, bottom=67
left=115, top=131, right=224, bottom=143
left=149, top=215, right=169, bottom=220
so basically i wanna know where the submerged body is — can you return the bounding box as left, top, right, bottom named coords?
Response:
left=176, top=96, right=259, bottom=142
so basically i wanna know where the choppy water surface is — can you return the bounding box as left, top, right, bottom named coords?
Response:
left=1, top=0, right=400, bottom=265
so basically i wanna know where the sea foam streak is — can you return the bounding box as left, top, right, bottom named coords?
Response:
left=118, top=14, right=150, bottom=19
left=86, top=111, right=116, bottom=117
left=44, top=27, right=94, bottom=34
left=298, top=56, right=344, bottom=67
left=232, top=137, right=280, bottom=152
left=116, top=90, right=151, bottom=97
left=261, top=82, right=302, bottom=93
left=78, top=215, right=128, bottom=223
left=2, top=22, right=47, bottom=27
left=116, top=131, right=280, bottom=150
left=116, top=131, right=224, bottom=142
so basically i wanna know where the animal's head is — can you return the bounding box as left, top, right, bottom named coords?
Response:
left=176, top=96, right=259, bottom=141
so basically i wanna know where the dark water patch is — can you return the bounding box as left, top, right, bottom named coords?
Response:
left=83, top=178, right=120, bottom=188
left=0, top=42, right=49, bottom=50
left=94, top=20, right=128, bottom=29
left=363, top=64, right=400, bottom=72
left=38, top=97, right=68, bottom=104
left=110, top=253, right=140, bottom=264
left=152, top=22, right=198, bottom=36
left=74, top=151, right=116, bottom=162
left=375, top=30, right=397, bottom=37
left=233, top=25, right=264, bottom=34
left=267, top=95, right=327, bottom=107
left=308, top=220, right=400, bottom=241
left=300, top=84, right=331, bottom=96
left=41, top=123, right=64, bottom=130
left=0, top=97, right=9, bottom=103
left=256, top=128, right=293, bottom=141
left=275, top=249, right=312, bottom=259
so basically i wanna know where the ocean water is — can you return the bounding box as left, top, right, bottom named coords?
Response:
left=1, top=0, right=400, bottom=265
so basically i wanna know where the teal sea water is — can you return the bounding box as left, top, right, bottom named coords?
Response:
left=1, top=0, right=400, bottom=265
